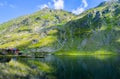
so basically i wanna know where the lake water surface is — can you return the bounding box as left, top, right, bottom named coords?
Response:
left=0, top=55, right=120, bottom=79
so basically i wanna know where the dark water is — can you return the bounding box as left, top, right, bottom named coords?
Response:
left=0, top=55, right=120, bottom=79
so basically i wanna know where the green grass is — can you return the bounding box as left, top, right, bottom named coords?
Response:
left=28, top=60, right=54, bottom=73
left=53, top=49, right=119, bottom=61
left=0, top=3, right=120, bottom=57
left=54, top=49, right=118, bottom=56
left=29, top=36, right=57, bottom=48
left=0, top=39, right=32, bottom=48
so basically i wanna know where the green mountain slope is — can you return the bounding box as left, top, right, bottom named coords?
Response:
left=0, top=1, right=120, bottom=55
left=57, top=0, right=120, bottom=55
left=0, top=8, right=76, bottom=53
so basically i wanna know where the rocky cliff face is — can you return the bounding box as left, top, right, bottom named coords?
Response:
left=59, top=0, right=120, bottom=54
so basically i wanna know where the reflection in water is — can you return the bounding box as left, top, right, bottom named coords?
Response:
left=0, top=55, right=120, bottom=79
left=44, top=55, right=120, bottom=79
left=0, top=57, right=11, bottom=63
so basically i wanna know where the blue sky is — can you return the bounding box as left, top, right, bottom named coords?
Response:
left=0, top=0, right=107, bottom=24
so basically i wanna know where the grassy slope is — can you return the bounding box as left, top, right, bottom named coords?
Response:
left=54, top=1, right=120, bottom=55
left=0, top=9, right=76, bottom=51
left=0, top=2, right=120, bottom=55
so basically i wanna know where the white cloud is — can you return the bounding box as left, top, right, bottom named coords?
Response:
left=72, top=0, right=88, bottom=15
left=37, top=0, right=64, bottom=10
left=82, top=0, right=88, bottom=8
left=52, top=0, right=64, bottom=9
left=37, top=4, right=48, bottom=9
left=37, top=1, right=53, bottom=10
left=72, top=8, right=84, bottom=15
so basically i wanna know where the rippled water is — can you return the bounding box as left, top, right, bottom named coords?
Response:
left=0, top=55, right=120, bottom=79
